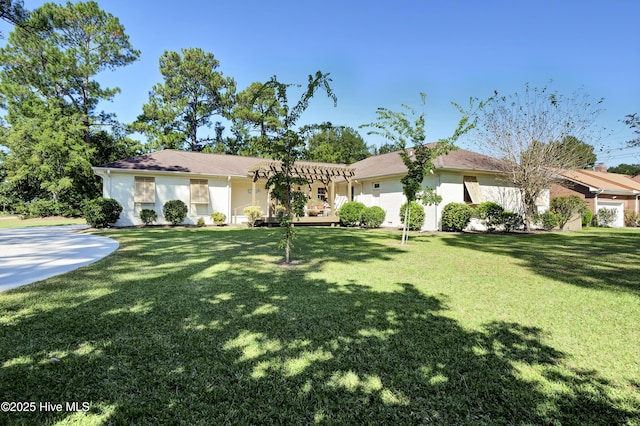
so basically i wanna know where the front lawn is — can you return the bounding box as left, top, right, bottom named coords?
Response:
left=1, top=227, right=638, bottom=424
left=0, top=216, right=86, bottom=228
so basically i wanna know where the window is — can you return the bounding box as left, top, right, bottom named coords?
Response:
left=373, top=182, right=381, bottom=190
left=134, top=177, right=156, bottom=203
left=463, top=176, right=484, bottom=204
left=317, top=187, right=327, bottom=201
left=190, top=179, right=209, bottom=204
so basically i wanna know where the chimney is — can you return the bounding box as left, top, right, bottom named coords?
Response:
left=594, top=163, right=608, bottom=173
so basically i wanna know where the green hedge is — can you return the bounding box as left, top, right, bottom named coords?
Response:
left=399, top=201, right=425, bottom=231
left=83, top=198, right=123, bottom=228
left=163, top=200, right=188, bottom=225
left=441, top=203, right=473, bottom=232
left=361, top=206, right=386, bottom=228
left=338, top=201, right=366, bottom=227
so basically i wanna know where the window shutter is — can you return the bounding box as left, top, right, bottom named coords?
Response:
left=463, top=176, right=484, bottom=204
left=134, top=177, right=156, bottom=203
left=190, top=179, right=209, bottom=204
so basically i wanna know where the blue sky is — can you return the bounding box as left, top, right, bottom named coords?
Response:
left=3, top=0, right=640, bottom=166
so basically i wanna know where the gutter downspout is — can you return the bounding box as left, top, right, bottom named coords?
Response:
left=593, top=189, right=604, bottom=217
left=106, top=169, right=111, bottom=198
left=227, top=176, right=231, bottom=225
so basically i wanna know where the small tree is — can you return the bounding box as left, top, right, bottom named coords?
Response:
left=362, top=93, right=473, bottom=244
left=549, top=195, right=588, bottom=230
left=163, top=200, right=188, bottom=225
left=257, top=71, right=336, bottom=263
left=467, top=83, right=603, bottom=230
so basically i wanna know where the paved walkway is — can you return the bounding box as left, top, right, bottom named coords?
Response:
left=0, top=225, right=119, bottom=292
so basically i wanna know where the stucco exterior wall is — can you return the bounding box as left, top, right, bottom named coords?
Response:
left=100, top=172, right=258, bottom=227
left=349, top=172, right=525, bottom=231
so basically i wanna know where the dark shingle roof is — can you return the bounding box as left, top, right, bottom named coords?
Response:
left=96, top=150, right=264, bottom=177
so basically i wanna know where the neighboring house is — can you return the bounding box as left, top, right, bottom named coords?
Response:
left=93, top=147, right=528, bottom=230
left=551, top=167, right=640, bottom=227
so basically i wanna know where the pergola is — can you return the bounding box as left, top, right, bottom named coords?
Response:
left=247, top=160, right=356, bottom=218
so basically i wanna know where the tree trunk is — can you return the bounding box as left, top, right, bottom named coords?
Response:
left=401, top=204, right=409, bottom=245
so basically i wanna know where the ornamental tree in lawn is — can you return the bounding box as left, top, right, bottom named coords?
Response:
left=363, top=93, right=473, bottom=244
left=257, top=71, right=336, bottom=264
left=466, top=83, right=603, bottom=230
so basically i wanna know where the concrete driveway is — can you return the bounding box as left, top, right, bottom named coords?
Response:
left=0, top=225, right=119, bottom=292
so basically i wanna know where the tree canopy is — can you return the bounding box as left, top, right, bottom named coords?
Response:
left=467, top=83, right=603, bottom=230
left=0, top=1, right=140, bottom=215
left=300, top=122, right=370, bottom=164
left=624, top=113, right=640, bottom=146
left=608, top=163, right=640, bottom=176
left=552, top=136, right=597, bottom=169
left=0, top=0, right=28, bottom=37
left=131, top=48, right=236, bottom=151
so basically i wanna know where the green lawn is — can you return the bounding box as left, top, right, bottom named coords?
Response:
left=1, top=227, right=638, bottom=425
left=0, top=216, right=86, bottom=228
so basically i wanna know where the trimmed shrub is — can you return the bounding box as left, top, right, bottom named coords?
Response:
left=210, top=211, right=226, bottom=226
left=441, top=202, right=473, bottom=232
left=139, top=209, right=157, bottom=225
left=550, top=195, right=588, bottom=230
left=83, top=197, right=123, bottom=228
left=338, top=201, right=366, bottom=227
left=197, top=217, right=206, bottom=227
left=501, top=211, right=524, bottom=232
left=399, top=201, right=426, bottom=231
left=243, top=206, right=264, bottom=227
left=533, top=210, right=559, bottom=231
left=163, top=200, right=188, bottom=225
left=474, top=201, right=504, bottom=232
left=361, top=206, right=386, bottom=228
left=582, top=209, right=593, bottom=227
left=595, top=208, right=617, bottom=227
left=624, top=209, right=639, bottom=227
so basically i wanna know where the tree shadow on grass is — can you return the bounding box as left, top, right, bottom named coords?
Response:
left=1, top=228, right=638, bottom=424
left=441, top=229, right=640, bottom=296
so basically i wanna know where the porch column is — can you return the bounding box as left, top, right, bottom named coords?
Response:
left=252, top=180, right=256, bottom=206
left=330, top=179, right=335, bottom=216
left=347, top=179, right=352, bottom=201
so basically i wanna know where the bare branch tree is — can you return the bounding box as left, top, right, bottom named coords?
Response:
left=469, top=83, right=603, bottom=230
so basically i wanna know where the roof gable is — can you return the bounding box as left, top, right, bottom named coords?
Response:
left=559, top=169, right=640, bottom=193
left=350, top=146, right=506, bottom=180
